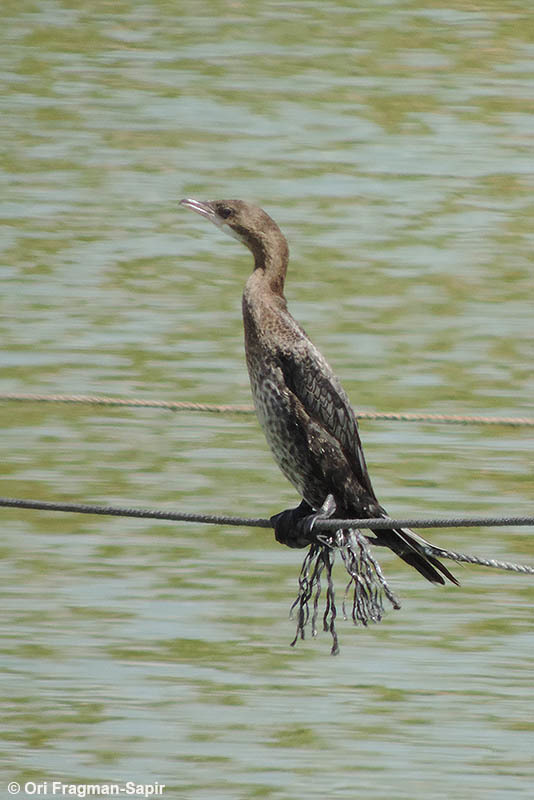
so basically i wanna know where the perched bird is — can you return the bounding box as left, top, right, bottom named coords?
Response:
left=180, top=198, right=458, bottom=587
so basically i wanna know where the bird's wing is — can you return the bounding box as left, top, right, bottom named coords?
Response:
left=277, top=338, right=377, bottom=502
left=273, top=328, right=459, bottom=586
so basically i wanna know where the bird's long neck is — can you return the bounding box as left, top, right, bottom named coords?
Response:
left=250, top=231, right=289, bottom=297
left=242, top=231, right=291, bottom=363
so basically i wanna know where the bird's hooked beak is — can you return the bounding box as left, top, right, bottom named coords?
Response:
left=180, top=198, right=218, bottom=224
left=181, top=197, right=246, bottom=245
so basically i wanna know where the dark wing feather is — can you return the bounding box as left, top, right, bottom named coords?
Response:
left=277, top=338, right=377, bottom=502
left=277, top=338, right=458, bottom=586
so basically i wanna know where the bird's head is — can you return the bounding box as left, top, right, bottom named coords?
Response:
left=180, top=198, right=288, bottom=272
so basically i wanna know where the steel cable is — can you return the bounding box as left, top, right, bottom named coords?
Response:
left=1, top=495, right=533, bottom=576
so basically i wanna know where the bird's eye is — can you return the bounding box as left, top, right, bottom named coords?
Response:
left=218, top=206, right=232, bottom=220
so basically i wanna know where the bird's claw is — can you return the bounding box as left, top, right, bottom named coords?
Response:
left=271, top=500, right=313, bottom=548
left=271, top=494, right=337, bottom=549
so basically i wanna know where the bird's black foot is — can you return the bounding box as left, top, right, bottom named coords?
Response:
left=271, top=500, right=314, bottom=548
left=271, top=494, right=337, bottom=549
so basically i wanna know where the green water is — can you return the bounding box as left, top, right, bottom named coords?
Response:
left=1, top=1, right=533, bottom=798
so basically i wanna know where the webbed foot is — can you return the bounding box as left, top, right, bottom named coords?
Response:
left=270, top=494, right=337, bottom=549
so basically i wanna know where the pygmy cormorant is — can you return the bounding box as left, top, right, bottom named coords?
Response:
left=180, top=198, right=458, bottom=587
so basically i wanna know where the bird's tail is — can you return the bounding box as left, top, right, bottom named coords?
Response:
left=378, top=526, right=459, bottom=586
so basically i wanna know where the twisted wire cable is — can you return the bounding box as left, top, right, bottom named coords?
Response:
left=1, top=496, right=533, bottom=575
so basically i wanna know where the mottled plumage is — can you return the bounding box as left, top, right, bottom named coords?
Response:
left=181, top=197, right=458, bottom=586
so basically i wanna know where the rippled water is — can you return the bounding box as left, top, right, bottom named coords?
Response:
left=1, top=1, right=533, bottom=798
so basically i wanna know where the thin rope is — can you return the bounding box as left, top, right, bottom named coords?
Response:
left=1, top=392, right=532, bottom=426
left=0, top=393, right=252, bottom=414
left=1, top=496, right=533, bottom=575
left=421, top=545, right=534, bottom=576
